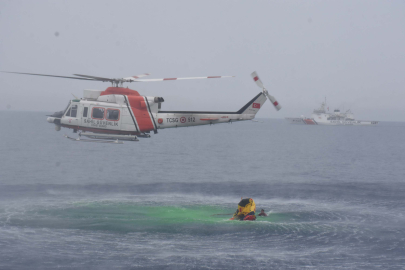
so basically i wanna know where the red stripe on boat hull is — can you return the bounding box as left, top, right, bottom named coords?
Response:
left=304, top=119, right=316, bottom=125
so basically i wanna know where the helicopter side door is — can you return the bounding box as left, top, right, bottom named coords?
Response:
left=62, top=101, right=81, bottom=127
left=81, top=104, right=91, bottom=128
left=86, top=105, right=106, bottom=130
left=104, top=107, right=121, bottom=131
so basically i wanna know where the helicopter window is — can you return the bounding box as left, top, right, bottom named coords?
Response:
left=71, top=105, right=78, bottom=117
left=106, top=109, right=120, bottom=121
left=92, top=107, right=105, bottom=119
left=63, top=101, right=71, bottom=115
left=83, top=107, right=88, bottom=117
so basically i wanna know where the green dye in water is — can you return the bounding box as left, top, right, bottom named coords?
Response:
left=28, top=201, right=282, bottom=233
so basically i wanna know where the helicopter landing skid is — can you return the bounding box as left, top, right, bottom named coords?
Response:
left=64, top=134, right=124, bottom=144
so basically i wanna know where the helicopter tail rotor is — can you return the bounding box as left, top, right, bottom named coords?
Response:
left=251, top=71, right=281, bottom=111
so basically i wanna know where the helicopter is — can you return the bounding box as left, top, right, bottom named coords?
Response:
left=1, top=70, right=281, bottom=143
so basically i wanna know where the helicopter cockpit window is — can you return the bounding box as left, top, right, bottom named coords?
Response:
left=70, top=105, right=78, bottom=117
left=92, top=107, right=105, bottom=119
left=63, top=101, right=71, bottom=115
left=106, top=109, right=120, bottom=121
left=65, top=108, right=71, bottom=117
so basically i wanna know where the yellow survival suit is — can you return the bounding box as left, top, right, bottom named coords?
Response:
left=231, top=198, right=256, bottom=221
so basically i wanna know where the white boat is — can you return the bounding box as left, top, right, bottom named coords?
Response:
left=286, top=101, right=378, bottom=125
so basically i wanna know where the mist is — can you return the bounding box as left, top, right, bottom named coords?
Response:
left=1, top=0, right=404, bottom=121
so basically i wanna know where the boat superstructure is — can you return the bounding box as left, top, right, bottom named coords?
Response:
left=286, top=100, right=378, bottom=125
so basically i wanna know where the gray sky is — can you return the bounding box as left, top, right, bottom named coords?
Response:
left=1, top=0, right=404, bottom=121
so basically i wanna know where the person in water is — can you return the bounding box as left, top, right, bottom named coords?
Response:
left=258, top=209, right=267, bottom=216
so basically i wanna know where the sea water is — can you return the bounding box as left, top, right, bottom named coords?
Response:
left=0, top=111, right=404, bottom=269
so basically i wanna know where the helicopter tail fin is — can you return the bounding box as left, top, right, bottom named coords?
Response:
left=236, top=93, right=267, bottom=115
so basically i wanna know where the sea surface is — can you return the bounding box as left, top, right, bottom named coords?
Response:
left=0, top=111, right=404, bottom=269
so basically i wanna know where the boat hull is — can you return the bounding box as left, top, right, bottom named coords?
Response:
left=316, top=120, right=378, bottom=125
left=285, top=118, right=378, bottom=125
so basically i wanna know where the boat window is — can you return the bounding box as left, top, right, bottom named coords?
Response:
left=83, top=107, right=88, bottom=117
left=65, top=108, right=71, bottom=117
left=92, top=107, right=105, bottom=119
left=106, top=109, right=120, bottom=120
left=71, top=105, right=78, bottom=117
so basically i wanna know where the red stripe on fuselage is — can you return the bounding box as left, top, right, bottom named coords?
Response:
left=100, top=87, right=140, bottom=96
left=127, top=96, right=155, bottom=132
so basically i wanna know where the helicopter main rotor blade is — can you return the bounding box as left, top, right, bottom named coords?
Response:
left=75, top=73, right=152, bottom=82
left=130, top=75, right=234, bottom=82
left=124, top=73, right=151, bottom=80
left=0, top=71, right=96, bottom=81
left=1, top=71, right=234, bottom=84
left=73, top=74, right=115, bottom=82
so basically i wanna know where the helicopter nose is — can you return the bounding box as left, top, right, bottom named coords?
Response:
left=47, top=116, right=62, bottom=125
left=47, top=117, right=56, bottom=123
left=47, top=117, right=62, bottom=131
